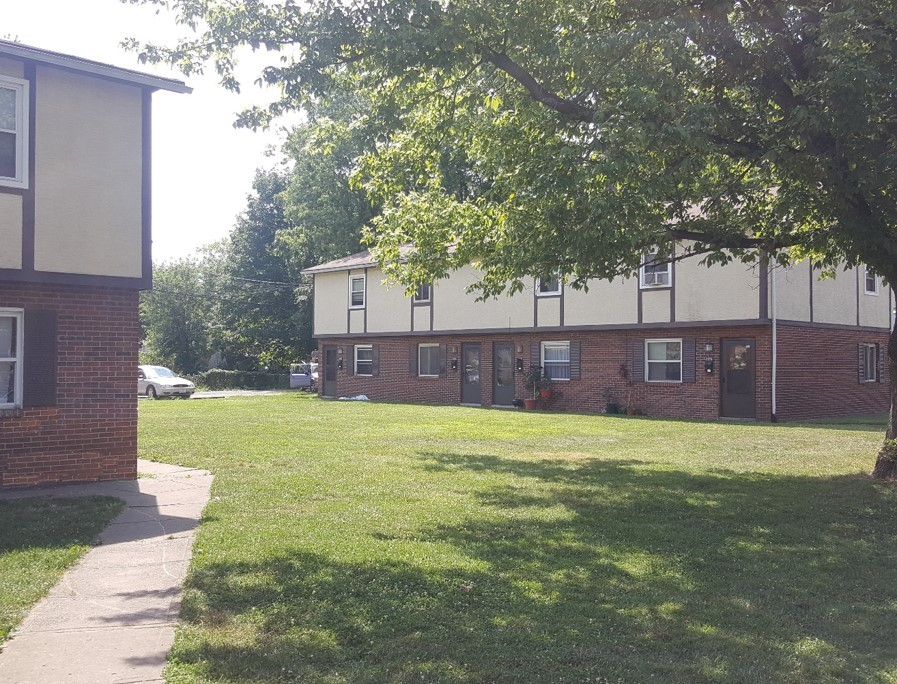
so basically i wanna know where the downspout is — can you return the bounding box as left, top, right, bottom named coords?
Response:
left=770, top=262, right=778, bottom=422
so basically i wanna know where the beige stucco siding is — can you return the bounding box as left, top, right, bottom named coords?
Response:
left=33, top=66, right=143, bottom=277
left=0, top=57, right=24, bottom=78
left=0, top=193, right=22, bottom=269
left=314, top=272, right=349, bottom=335
left=348, top=308, right=365, bottom=334
left=433, top=265, right=533, bottom=331
left=812, top=265, right=857, bottom=325
left=773, top=262, right=811, bottom=321
left=367, top=269, right=411, bottom=333
left=536, top=295, right=561, bottom=327
left=858, top=273, right=892, bottom=329
left=413, top=306, right=431, bottom=332
left=564, top=277, right=638, bottom=326
left=675, top=259, right=760, bottom=321
left=641, top=289, right=671, bottom=323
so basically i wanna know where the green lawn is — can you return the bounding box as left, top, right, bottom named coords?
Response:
left=0, top=496, right=124, bottom=645
left=138, top=395, right=897, bottom=683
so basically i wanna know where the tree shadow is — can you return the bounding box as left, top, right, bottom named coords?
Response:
left=169, top=456, right=897, bottom=683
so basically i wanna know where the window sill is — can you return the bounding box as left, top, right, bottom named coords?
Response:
left=864, top=291, right=879, bottom=296
left=0, top=407, right=24, bottom=418
left=646, top=380, right=683, bottom=384
left=640, top=284, right=672, bottom=290
left=536, top=292, right=562, bottom=298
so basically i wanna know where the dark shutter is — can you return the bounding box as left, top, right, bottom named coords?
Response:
left=438, top=344, right=447, bottom=377
left=409, top=344, right=418, bottom=376
left=371, top=345, right=380, bottom=376
left=23, top=309, right=57, bottom=407
left=858, top=344, right=865, bottom=383
left=570, top=341, right=581, bottom=380
left=877, top=343, right=885, bottom=383
left=347, top=347, right=354, bottom=376
left=530, top=342, right=540, bottom=368
left=682, top=339, right=696, bottom=383
left=632, top=340, right=645, bottom=382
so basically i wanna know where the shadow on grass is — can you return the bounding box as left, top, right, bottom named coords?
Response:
left=169, top=457, right=897, bottom=683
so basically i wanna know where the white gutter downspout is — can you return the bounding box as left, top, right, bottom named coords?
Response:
left=770, top=262, right=778, bottom=422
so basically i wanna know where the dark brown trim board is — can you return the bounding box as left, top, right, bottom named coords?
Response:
left=141, top=88, right=152, bottom=289
left=809, top=263, right=815, bottom=323
left=22, top=61, right=36, bottom=275
left=758, top=255, right=769, bottom=320
left=0, top=268, right=148, bottom=289
left=669, top=260, right=676, bottom=322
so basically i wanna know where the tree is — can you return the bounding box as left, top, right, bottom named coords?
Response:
left=128, top=0, right=897, bottom=477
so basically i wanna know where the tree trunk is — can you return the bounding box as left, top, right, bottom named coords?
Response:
left=871, top=285, right=897, bottom=480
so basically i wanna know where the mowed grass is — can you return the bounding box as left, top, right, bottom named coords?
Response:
left=138, top=395, right=897, bottom=683
left=0, top=496, right=124, bottom=645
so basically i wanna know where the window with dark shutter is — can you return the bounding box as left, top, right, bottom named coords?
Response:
left=23, top=309, right=57, bottom=407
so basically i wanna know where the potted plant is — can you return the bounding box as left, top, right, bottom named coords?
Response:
left=538, top=370, right=552, bottom=399
left=523, top=365, right=546, bottom=409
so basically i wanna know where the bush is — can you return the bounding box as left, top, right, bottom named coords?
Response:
left=187, top=369, right=289, bottom=391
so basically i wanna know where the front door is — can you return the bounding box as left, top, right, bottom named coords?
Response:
left=720, top=339, right=756, bottom=419
left=493, top=343, right=515, bottom=406
left=322, top=346, right=338, bottom=398
left=461, top=344, right=482, bottom=405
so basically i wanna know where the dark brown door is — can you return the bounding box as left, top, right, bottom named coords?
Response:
left=322, top=346, right=338, bottom=398
left=720, top=339, right=756, bottom=419
left=493, top=343, right=515, bottom=406
left=461, top=344, right=482, bottom=405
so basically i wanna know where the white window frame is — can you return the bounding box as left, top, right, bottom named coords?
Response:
left=0, top=75, right=28, bottom=190
left=645, top=338, right=683, bottom=383
left=349, top=274, right=366, bottom=309
left=862, top=343, right=879, bottom=383
left=413, top=283, right=431, bottom=303
left=537, top=275, right=561, bottom=297
left=640, top=250, right=672, bottom=289
left=418, top=343, right=440, bottom=377
left=0, top=308, right=24, bottom=408
left=864, top=267, right=879, bottom=296
left=354, top=344, right=373, bottom=376
left=540, top=341, right=570, bottom=381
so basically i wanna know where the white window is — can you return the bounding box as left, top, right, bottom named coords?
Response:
left=0, top=75, right=28, bottom=189
left=418, top=343, right=440, bottom=376
left=354, top=345, right=373, bottom=375
left=413, top=283, right=431, bottom=303
left=0, top=309, right=23, bottom=408
left=541, top=341, right=570, bottom=380
left=349, top=275, right=365, bottom=308
left=640, top=250, right=671, bottom=288
left=646, top=339, right=682, bottom=382
left=864, top=267, right=879, bottom=295
left=862, top=344, right=879, bottom=382
left=537, top=275, right=561, bottom=296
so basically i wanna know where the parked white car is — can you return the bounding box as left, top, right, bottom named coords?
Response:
left=138, top=365, right=196, bottom=399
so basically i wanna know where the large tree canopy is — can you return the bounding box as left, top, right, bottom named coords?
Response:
left=128, top=0, right=897, bottom=474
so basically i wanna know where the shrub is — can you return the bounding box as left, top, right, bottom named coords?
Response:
left=187, top=369, right=289, bottom=391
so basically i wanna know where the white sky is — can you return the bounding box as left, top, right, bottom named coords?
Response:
left=7, top=0, right=292, bottom=262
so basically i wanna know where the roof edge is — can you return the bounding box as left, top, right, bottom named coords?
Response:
left=0, top=40, right=191, bottom=94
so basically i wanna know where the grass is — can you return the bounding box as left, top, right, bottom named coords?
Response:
left=0, top=496, right=124, bottom=645
left=137, top=395, right=897, bottom=683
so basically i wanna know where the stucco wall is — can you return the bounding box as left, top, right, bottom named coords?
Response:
left=813, top=265, right=857, bottom=326
left=33, top=66, right=143, bottom=278
left=0, top=194, right=22, bottom=269
left=0, top=57, right=24, bottom=78
left=564, top=277, right=638, bottom=326
left=432, top=265, right=533, bottom=331
left=314, top=271, right=349, bottom=335
left=676, top=259, right=760, bottom=321
left=366, top=268, right=411, bottom=334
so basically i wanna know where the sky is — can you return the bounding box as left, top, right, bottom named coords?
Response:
left=7, top=0, right=293, bottom=262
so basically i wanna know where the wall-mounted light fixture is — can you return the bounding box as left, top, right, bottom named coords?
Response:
left=516, top=343, right=524, bottom=354
left=516, top=358, right=524, bottom=372
left=704, top=343, right=714, bottom=352
left=705, top=358, right=714, bottom=374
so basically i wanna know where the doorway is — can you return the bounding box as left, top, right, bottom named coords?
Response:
left=720, top=339, right=756, bottom=419
left=493, top=343, right=515, bottom=406
left=322, top=346, right=338, bottom=398
left=461, top=344, right=482, bottom=405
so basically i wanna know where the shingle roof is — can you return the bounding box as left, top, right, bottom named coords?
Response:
left=0, top=39, right=191, bottom=94
left=302, top=245, right=416, bottom=274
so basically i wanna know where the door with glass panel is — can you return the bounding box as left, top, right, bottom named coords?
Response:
left=493, top=343, right=515, bottom=406
left=322, top=346, right=338, bottom=398
left=461, top=344, right=482, bottom=405
left=720, top=339, right=756, bottom=419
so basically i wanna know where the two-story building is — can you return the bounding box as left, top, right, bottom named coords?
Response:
left=0, top=41, right=189, bottom=487
left=304, top=249, right=892, bottom=421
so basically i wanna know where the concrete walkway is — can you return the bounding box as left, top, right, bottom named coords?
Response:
left=0, top=460, right=213, bottom=684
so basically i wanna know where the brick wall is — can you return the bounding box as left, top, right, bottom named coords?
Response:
left=775, top=323, right=891, bottom=420
left=318, top=324, right=776, bottom=421
left=0, top=282, right=139, bottom=487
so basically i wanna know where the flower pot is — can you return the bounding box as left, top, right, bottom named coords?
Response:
left=539, top=389, right=552, bottom=399
left=524, top=398, right=538, bottom=410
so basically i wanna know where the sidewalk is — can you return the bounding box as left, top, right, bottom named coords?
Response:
left=0, top=460, right=213, bottom=684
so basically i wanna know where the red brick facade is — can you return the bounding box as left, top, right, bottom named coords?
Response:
left=0, top=282, right=139, bottom=487
left=318, top=322, right=890, bottom=421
